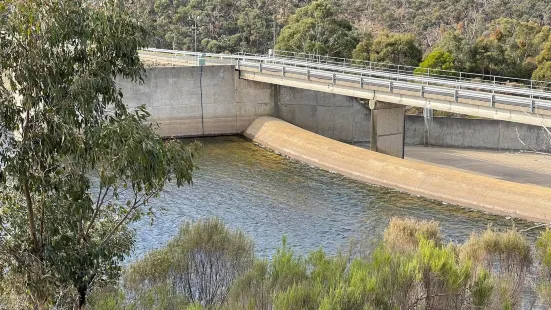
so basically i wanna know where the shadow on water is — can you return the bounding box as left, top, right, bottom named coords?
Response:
left=128, top=135, right=543, bottom=262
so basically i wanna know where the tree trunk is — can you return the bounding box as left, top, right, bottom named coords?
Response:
left=78, top=285, right=87, bottom=310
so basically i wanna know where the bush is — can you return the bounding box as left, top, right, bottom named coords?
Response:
left=123, top=218, right=255, bottom=309
left=383, top=217, right=442, bottom=252
left=460, top=228, right=532, bottom=309
left=537, top=229, right=551, bottom=306
left=88, top=217, right=551, bottom=309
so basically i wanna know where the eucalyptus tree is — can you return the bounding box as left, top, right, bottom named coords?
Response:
left=275, top=0, right=359, bottom=58
left=370, top=33, right=423, bottom=66
left=0, top=0, right=197, bottom=309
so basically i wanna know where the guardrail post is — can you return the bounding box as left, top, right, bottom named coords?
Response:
left=454, top=89, right=458, bottom=102
left=282, top=66, right=285, bottom=76
left=530, top=100, right=536, bottom=113
left=236, top=60, right=240, bottom=71
left=259, top=62, right=263, bottom=73
left=332, top=73, right=336, bottom=84
left=420, top=85, right=424, bottom=97
left=490, top=95, right=495, bottom=108
left=306, top=69, right=310, bottom=80
left=389, top=81, right=394, bottom=93
left=360, top=77, right=364, bottom=88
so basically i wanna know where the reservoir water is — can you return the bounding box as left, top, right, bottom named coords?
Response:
left=129, top=136, right=541, bottom=261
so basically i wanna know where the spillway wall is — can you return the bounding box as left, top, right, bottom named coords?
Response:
left=244, top=116, right=551, bottom=223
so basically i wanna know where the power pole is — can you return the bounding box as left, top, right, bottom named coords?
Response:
left=194, top=17, right=198, bottom=53
left=273, top=21, right=277, bottom=51
left=190, top=16, right=199, bottom=52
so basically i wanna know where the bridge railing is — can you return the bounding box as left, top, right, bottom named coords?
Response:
left=235, top=58, right=551, bottom=112
left=140, top=48, right=551, bottom=113
left=272, top=50, right=551, bottom=93
left=266, top=51, right=551, bottom=102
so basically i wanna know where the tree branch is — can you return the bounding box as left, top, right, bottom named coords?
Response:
left=84, top=184, right=110, bottom=238
left=22, top=107, right=39, bottom=252
left=99, top=182, right=163, bottom=249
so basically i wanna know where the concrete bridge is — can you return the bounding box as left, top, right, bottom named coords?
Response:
left=121, top=48, right=551, bottom=158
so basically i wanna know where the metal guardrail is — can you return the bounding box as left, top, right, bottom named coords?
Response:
left=272, top=50, right=551, bottom=93
left=141, top=48, right=551, bottom=113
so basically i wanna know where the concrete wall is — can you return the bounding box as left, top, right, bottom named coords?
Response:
left=118, top=65, right=550, bottom=152
left=405, top=115, right=551, bottom=152
left=276, top=87, right=371, bottom=142
left=118, top=66, right=275, bottom=137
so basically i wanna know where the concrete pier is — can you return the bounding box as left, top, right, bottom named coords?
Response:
left=369, top=100, right=405, bottom=158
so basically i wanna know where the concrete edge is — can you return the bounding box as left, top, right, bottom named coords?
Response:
left=244, top=116, right=551, bottom=223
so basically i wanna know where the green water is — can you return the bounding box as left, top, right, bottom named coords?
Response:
left=130, top=136, right=541, bottom=260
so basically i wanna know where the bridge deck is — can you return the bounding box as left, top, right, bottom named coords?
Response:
left=139, top=49, right=551, bottom=127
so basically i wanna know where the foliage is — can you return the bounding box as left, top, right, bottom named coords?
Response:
left=460, top=228, right=532, bottom=308
left=537, top=229, right=551, bottom=306
left=351, top=34, right=373, bottom=61
left=414, top=49, right=457, bottom=76
left=370, top=33, right=423, bottom=66
left=123, top=218, right=254, bottom=309
left=0, top=0, right=197, bottom=308
left=87, top=217, right=551, bottom=309
left=130, top=0, right=277, bottom=54
left=275, top=0, right=359, bottom=58
left=132, top=0, right=551, bottom=80
left=534, top=41, right=551, bottom=81
left=383, top=217, right=442, bottom=252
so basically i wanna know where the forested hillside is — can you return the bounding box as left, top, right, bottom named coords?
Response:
left=133, top=0, right=551, bottom=80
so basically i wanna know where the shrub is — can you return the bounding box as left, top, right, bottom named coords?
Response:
left=536, top=229, right=551, bottom=306
left=227, top=261, right=272, bottom=310
left=124, top=218, right=254, bottom=309
left=460, top=228, right=532, bottom=309
left=414, top=49, right=458, bottom=77
left=383, top=217, right=442, bottom=252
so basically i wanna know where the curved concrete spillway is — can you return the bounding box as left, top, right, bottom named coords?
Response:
left=244, top=117, right=551, bottom=223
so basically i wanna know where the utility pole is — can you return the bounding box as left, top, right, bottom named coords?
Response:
left=190, top=16, right=199, bottom=52
left=194, top=17, right=198, bottom=53
left=272, top=21, right=277, bottom=51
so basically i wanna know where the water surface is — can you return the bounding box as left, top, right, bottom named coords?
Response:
left=130, top=136, right=541, bottom=261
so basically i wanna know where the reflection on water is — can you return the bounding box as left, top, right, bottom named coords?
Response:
left=129, top=136, right=541, bottom=262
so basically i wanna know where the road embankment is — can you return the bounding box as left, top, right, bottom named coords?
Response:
left=244, top=117, right=551, bottom=223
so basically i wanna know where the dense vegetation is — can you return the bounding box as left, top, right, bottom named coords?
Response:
left=134, top=0, right=551, bottom=80
left=88, top=218, right=551, bottom=310
left=0, top=1, right=197, bottom=308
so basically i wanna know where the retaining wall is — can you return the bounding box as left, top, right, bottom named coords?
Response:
left=118, top=66, right=275, bottom=137
left=276, top=87, right=371, bottom=142
left=244, top=117, right=551, bottom=223
left=405, top=115, right=551, bottom=152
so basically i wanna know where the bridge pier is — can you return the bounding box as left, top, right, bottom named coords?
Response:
left=369, top=100, right=405, bottom=158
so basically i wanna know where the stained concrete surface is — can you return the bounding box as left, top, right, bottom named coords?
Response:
left=404, top=146, right=551, bottom=188
left=355, top=142, right=551, bottom=188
